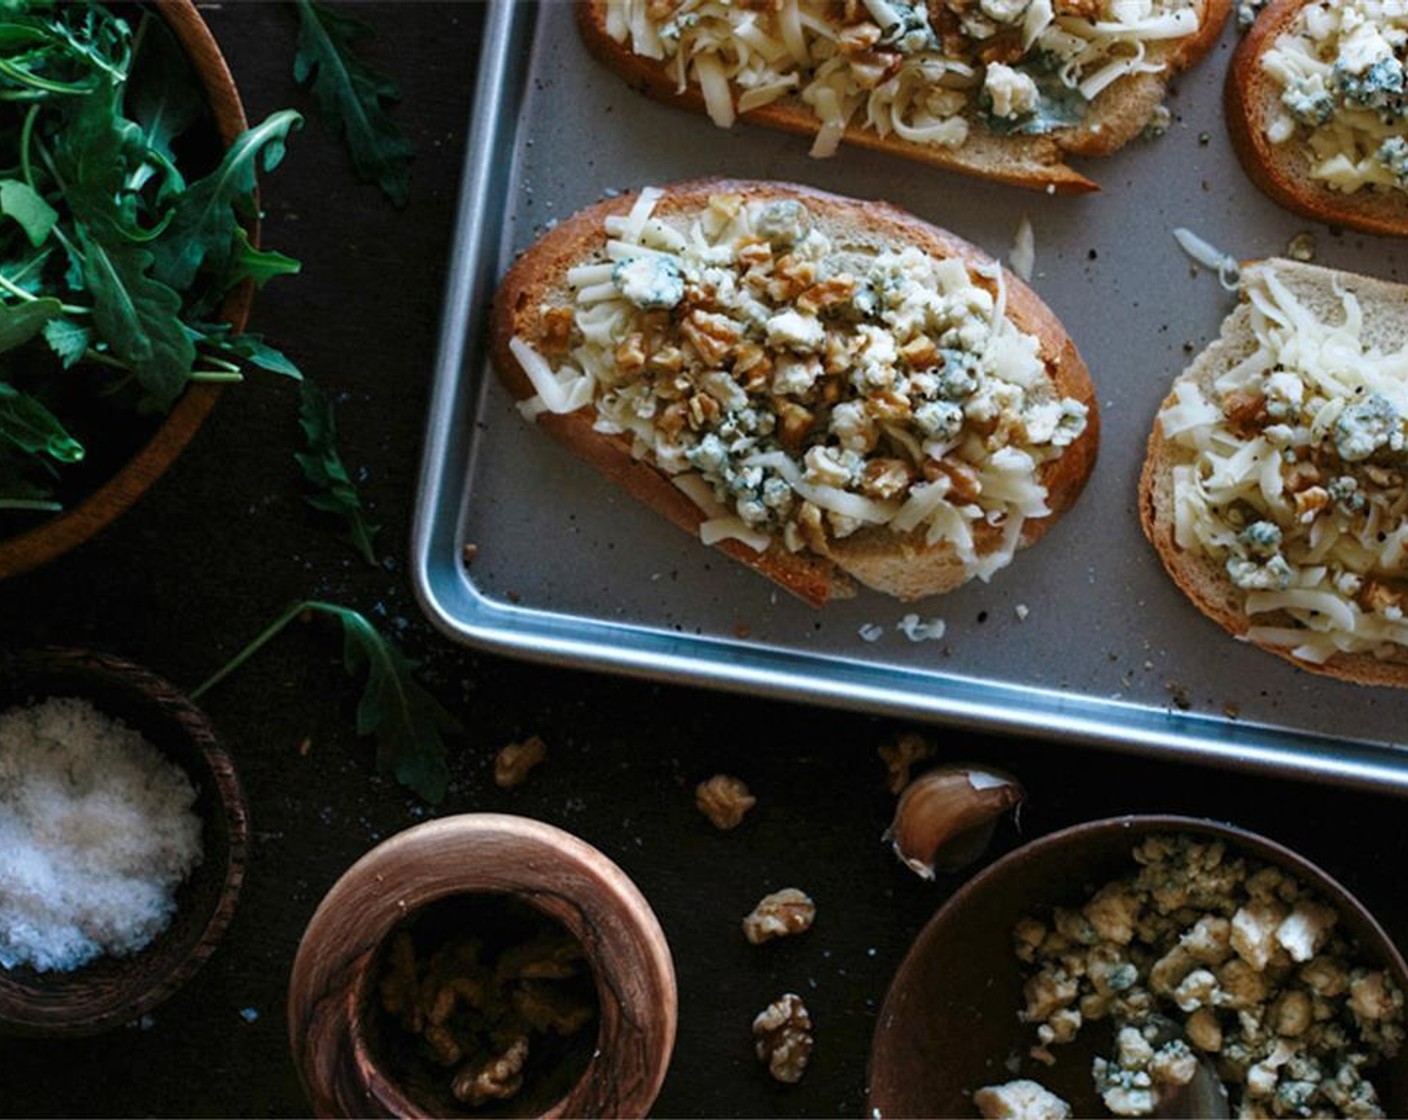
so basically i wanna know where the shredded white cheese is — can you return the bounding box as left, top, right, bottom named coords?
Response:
left=606, top=0, right=1202, bottom=161
left=516, top=186, right=1090, bottom=590
left=1161, top=260, right=1408, bottom=663
left=1259, top=0, right=1408, bottom=195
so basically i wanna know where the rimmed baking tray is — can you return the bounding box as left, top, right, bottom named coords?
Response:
left=412, top=0, right=1408, bottom=794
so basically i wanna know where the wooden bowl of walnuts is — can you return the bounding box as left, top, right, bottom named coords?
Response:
left=287, top=814, right=677, bottom=1119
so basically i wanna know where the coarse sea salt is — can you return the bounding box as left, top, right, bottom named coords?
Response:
left=0, top=697, right=203, bottom=972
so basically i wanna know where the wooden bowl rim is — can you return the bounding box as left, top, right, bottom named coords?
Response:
left=867, top=813, right=1408, bottom=1118
left=0, top=646, right=249, bottom=1036
left=288, top=813, right=678, bottom=1120
left=0, top=0, right=254, bottom=581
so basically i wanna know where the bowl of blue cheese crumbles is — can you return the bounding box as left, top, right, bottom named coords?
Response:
left=867, top=816, right=1408, bottom=1120
left=0, top=648, right=247, bottom=1037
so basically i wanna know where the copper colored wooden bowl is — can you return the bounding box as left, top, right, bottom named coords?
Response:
left=288, top=814, right=678, bottom=1119
left=0, top=0, right=253, bottom=581
left=0, top=647, right=249, bottom=1036
left=867, top=815, right=1408, bottom=1119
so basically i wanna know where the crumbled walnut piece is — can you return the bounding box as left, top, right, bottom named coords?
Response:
left=1361, top=579, right=1408, bottom=617
left=494, top=735, right=547, bottom=789
left=681, top=309, right=739, bottom=365
left=645, top=0, right=678, bottom=19
left=647, top=344, right=684, bottom=375
left=539, top=305, right=575, bottom=356
left=797, top=277, right=857, bottom=315
left=753, top=993, right=814, bottom=1084
left=878, top=732, right=935, bottom=794
left=743, top=888, right=817, bottom=944
left=1054, top=0, right=1100, bottom=15
left=614, top=332, right=648, bottom=377
left=836, top=19, right=882, bottom=54
left=1282, top=460, right=1322, bottom=493
left=452, top=1036, right=530, bottom=1106
left=512, top=980, right=597, bottom=1036
left=1222, top=388, right=1268, bottom=435
left=847, top=49, right=903, bottom=89
left=736, top=237, right=772, bottom=270
left=1292, top=486, right=1329, bottom=523
left=861, top=458, right=915, bottom=500
left=696, top=774, right=756, bottom=830
left=775, top=400, right=815, bottom=452
left=688, top=392, right=722, bottom=429
left=933, top=457, right=983, bottom=503
left=899, top=335, right=939, bottom=370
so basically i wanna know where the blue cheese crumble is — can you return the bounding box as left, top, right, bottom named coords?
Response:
left=1261, top=0, right=1408, bottom=194
left=1008, top=835, right=1404, bottom=1118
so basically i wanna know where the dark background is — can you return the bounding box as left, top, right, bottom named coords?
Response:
left=1, top=3, right=1406, bottom=1116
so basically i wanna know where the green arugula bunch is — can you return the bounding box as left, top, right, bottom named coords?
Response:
left=0, top=1, right=302, bottom=510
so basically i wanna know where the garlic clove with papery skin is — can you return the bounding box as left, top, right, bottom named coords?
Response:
left=884, top=765, right=1024, bottom=879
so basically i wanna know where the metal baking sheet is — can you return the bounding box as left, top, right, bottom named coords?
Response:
left=412, top=0, right=1408, bottom=793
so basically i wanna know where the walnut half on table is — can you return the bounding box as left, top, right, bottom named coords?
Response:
left=753, top=993, right=814, bottom=1084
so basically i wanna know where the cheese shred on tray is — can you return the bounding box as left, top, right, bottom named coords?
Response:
left=499, top=183, right=1096, bottom=603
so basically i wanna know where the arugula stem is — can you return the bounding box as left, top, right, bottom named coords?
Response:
left=80, top=347, right=129, bottom=371
left=189, top=371, right=244, bottom=383
left=201, top=355, right=242, bottom=374
left=0, top=498, right=62, bottom=512
left=19, top=102, right=39, bottom=191
left=190, top=599, right=321, bottom=701
left=0, top=273, right=87, bottom=315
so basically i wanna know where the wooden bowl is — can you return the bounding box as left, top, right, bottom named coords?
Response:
left=0, top=0, right=253, bottom=581
left=0, top=647, right=249, bottom=1036
left=868, top=815, right=1408, bottom=1119
left=288, top=814, right=678, bottom=1119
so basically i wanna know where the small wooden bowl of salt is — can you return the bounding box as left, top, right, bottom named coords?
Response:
left=0, top=648, right=248, bottom=1037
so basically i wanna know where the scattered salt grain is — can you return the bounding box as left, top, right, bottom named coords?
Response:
left=1014, top=604, right=1030, bottom=622
left=0, top=697, right=204, bottom=972
left=858, top=623, right=885, bottom=642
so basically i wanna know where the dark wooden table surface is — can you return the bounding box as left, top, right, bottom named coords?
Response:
left=2, top=3, right=1407, bottom=1117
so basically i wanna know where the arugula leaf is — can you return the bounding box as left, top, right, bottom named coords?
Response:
left=80, top=226, right=194, bottom=408
left=0, top=180, right=57, bottom=246
left=149, top=109, right=302, bottom=291
left=295, top=377, right=379, bottom=565
left=292, top=0, right=412, bottom=207
left=0, top=380, right=83, bottom=463
left=42, top=316, right=90, bottom=367
left=189, top=319, right=303, bottom=378
left=190, top=599, right=461, bottom=803
left=0, top=295, right=60, bottom=351
left=126, top=12, right=200, bottom=170
left=225, top=226, right=300, bottom=290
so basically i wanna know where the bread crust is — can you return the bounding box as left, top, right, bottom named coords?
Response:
left=1139, top=259, right=1408, bottom=687
left=492, top=179, right=1099, bottom=606
left=577, top=0, right=1230, bottom=194
left=1227, top=0, right=1408, bottom=239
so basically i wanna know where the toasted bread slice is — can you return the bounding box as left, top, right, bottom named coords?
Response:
left=576, top=0, right=1230, bottom=195
left=492, top=179, right=1099, bottom=606
left=1228, top=0, right=1408, bottom=238
left=1140, top=259, right=1408, bottom=686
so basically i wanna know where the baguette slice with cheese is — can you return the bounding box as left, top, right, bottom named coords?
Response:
left=1140, top=259, right=1408, bottom=685
left=492, top=180, right=1099, bottom=606
left=577, top=0, right=1231, bottom=195
left=1228, top=0, right=1408, bottom=238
